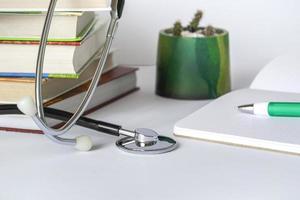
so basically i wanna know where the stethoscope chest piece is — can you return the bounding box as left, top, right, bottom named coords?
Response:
left=116, top=128, right=177, bottom=154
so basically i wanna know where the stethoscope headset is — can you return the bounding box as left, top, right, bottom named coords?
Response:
left=2, top=0, right=177, bottom=154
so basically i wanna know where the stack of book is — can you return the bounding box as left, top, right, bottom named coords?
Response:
left=0, top=0, right=139, bottom=132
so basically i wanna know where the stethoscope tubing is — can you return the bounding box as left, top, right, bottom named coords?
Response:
left=15, top=0, right=127, bottom=150
left=0, top=104, right=179, bottom=154
left=0, top=104, right=121, bottom=137
left=33, top=0, right=121, bottom=138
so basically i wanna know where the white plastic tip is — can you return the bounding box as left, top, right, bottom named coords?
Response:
left=17, top=96, right=37, bottom=117
left=75, top=135, right=93, bottom=151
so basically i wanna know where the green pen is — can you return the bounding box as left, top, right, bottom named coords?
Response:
left=238, top=102, right=300, bottom=117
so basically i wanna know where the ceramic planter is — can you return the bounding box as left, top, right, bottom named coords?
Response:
left=156, top=28, right=231, bottom=99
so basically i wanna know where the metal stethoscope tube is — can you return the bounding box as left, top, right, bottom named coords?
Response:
left=35, top=0, right=122, bottom=139
left=18, top=0, right=124, bottom=150
left=17, top=0, right=177, bottom=154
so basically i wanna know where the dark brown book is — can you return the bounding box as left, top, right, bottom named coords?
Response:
left=45, top=66, right=138, bottom=106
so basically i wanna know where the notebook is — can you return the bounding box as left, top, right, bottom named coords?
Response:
left=174, top=53, right=300, bottom=155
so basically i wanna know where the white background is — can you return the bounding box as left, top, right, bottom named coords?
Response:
left=112, top=0, right=300, bottom=88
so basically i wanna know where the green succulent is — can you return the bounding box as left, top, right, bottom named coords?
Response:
left=170, top=10, right=219, bottom=37
left=188, top=10, right=203, bottom=33
left=202, top=25, right=216, bottom=36
left=173, top=21, right=183, bottom=36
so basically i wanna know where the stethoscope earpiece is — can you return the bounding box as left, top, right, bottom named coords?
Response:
left=18, top=97, right=94, bottom=152
left=17, top=96, right=37, bottom=117
left=75, top=135, right=93, bottom=151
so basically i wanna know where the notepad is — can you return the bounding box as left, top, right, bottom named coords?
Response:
left=174, top=53, right=300, bottom=155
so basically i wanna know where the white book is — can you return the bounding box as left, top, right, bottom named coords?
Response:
left=0, top=52, right=115, bottom=104
left=0, top=12, right=96, bottom=41
left=0, top=0, right=110, bottom=12
left=0, top=18, right=108, bottom=75
left=174, top=53, right=300, bottom=155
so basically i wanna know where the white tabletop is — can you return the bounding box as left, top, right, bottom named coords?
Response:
left=1, top=67, right=299, bottom=200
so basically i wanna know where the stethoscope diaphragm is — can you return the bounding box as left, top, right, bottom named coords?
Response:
left=116, top=128, right=177, bottom=154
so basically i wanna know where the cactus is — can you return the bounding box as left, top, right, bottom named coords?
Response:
left=170, top=10, right=219, bottom=37
left=202, top=25, right=216, bottom=36
left=173, top=21, right=183, bottom=36
left=188, top=10, right=203, bottom=33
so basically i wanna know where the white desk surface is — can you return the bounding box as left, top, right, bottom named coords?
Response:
left=1, top=67, right=300, bottom=200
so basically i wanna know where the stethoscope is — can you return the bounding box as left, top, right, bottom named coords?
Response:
left=8, top=0, right=177, bottom=154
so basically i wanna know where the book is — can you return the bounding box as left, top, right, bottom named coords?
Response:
left=174, top=53, right=300, bottom=155
left=0, top=18, right=107, bottom=78
left=0, top=66, right=139, bottom=132
left=0, top=18, right=108, bottom=78
left=0, top=52, right=115, bottom=104
left=0, top=0, right=110, bottom=12
left=0, top=11, right=96, bottom=42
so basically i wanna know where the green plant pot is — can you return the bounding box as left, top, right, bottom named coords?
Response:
left=156, top=28, right=231, bottom=99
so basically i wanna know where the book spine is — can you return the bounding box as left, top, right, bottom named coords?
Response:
left=0, top=36, right=82, bottom=43
left=0, top=73, right=79, bottom=79
left=0, top=40, right=81, bottom=46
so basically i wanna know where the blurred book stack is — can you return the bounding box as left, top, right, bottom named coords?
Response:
left=0, top=0, right=139, bottom=132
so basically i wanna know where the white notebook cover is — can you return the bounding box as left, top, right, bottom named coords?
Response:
left=174, top=89, right=300, bottom=155
left=250, top=53, right=300, bottom=93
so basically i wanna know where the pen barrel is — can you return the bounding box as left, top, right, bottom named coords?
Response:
left=268, top=102, right=300, bottom=117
